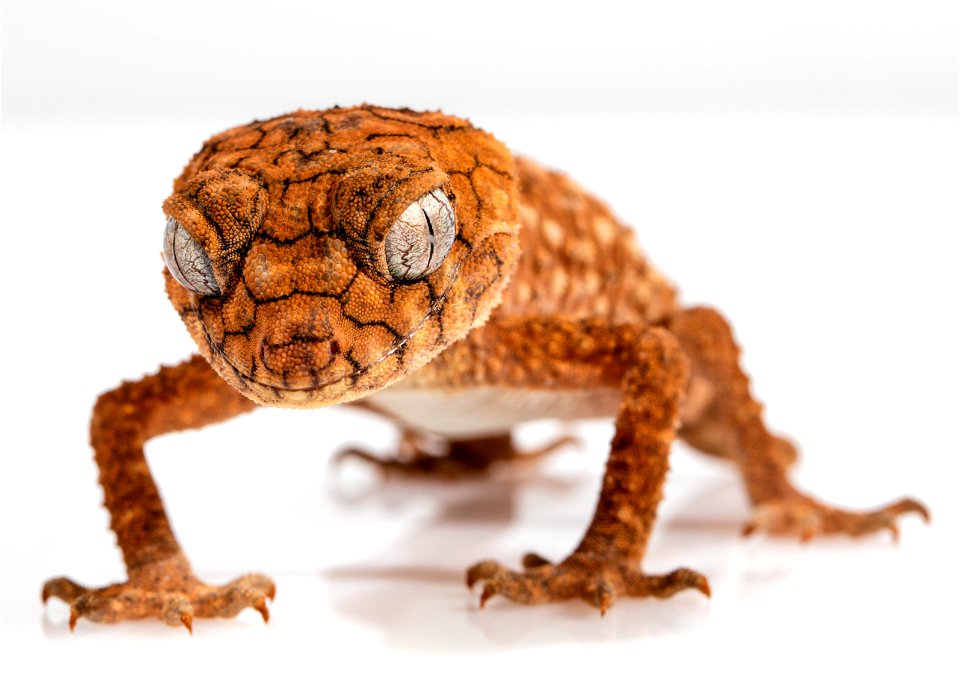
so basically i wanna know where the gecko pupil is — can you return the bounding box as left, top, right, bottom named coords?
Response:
left=423, top=208, right=436, bottom=265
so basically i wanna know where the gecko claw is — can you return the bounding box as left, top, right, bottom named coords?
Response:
left=181, top=613, right=193, bottom=635
left=479, top=583, right=497, bottom=609
left=254, top=595, right=270, bottom=624
left=42, top=576, right=84, bottom=605
left=889, top=497, right=931, bottom=523
left=594, top=580, right=614, bottom=617
left=696, top=576, right=712, bottom=599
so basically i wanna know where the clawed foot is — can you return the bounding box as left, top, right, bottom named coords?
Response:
left=743, top=494, right=930, bottom=542
left=466, top=552, right=710, bottom=616
left=42, top=554, right=275, bottom=633
left=335, top=431, right=580, bottom=479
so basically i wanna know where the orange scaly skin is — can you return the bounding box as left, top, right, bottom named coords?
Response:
left=43, top=106, right=928, bottom=630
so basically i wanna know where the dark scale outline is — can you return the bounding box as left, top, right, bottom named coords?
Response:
left=307, top=201, right=321, bottom=233
left=221, top=282, right=259, bottom=335
left=359, top=166, right=436, bottom=242
left=240, top=236, right=358, bottom=303
left=448, top=170, right=484, bottom=227
left=343, top=348, right=371, bottom=378
left=228, top=154, right=261, bottom=172
left=476, top=159, right=514, bottom=181
left=339, top=304, right=406, bottom=343
left=454, top=231, right=474, bottom=251
left=248, top=127, right=269, bottom=149
left=188, top=197, right=228, bottom=248
left=283, top=167, right=350, bottom=186
left=249, top=286, right=353, bottom=307
left=281, top=124, right=304, bottom=142
left=270, top=147, right=336, bottom=170
left=256, top=222, right=316, bottom=247
left=365, top=132, right=419, bottom=141
left=361, top=106, right=469, bottom=133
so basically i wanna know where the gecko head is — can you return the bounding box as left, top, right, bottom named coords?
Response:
left=161, top=107, right=521, bottom=408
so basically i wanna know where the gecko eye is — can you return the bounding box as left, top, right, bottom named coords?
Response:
left=384, top=190, right=456, bottom=282
left=163, top=217, right=220, bottom=296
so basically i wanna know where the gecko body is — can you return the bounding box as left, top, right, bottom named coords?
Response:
left=43, top=107, right=927, bottom=630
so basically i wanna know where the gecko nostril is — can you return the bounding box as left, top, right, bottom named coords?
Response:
left=330, top=340, right=341, bottom=356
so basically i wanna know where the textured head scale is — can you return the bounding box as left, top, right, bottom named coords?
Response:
left=162, top=106, right=521, bottom=407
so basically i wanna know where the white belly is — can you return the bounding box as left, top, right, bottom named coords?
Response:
left=363, top=386, right=620, bottom=439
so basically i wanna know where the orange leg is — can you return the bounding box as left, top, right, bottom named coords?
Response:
left=436, top=317, right=710, bottom=613
left=335, top=427, right=579, bottom=479
left=42, top=356, right=272, bottom=632
left=669, top=306, right=929, bottom=540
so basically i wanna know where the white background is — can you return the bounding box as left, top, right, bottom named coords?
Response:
left=1, top=1, right=958, bottom=683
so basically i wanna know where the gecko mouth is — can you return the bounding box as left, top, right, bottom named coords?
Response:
left=201, top=258, right=464, bottom=398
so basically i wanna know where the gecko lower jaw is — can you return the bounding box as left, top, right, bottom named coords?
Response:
left=218, top=335, right=408, bottom=397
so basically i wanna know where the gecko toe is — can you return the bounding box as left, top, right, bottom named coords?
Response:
left=745, top=494, right=930, bottom=542
left=521, top=552, right=553, bottom=569
left=884, top=497, right=930, bottom=523
left=42, top=576, right=87, bottom=605
left=624, top=567, right=711, bottom=599
left=466, top=560, right=504, bottom=589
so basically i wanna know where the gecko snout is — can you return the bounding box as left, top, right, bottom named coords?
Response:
left=256, top=311, right=346, bottom=389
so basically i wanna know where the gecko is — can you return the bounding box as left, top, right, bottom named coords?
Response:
left=42, top=106, right=929, bottom=631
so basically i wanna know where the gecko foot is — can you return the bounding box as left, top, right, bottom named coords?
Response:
left=742, top=494, right=930, bottom=542
left=42, top=554, right=275, bottom=633
left=466, top=553, right=710, bottom=616
left=335, top=431, right=580, bottom=479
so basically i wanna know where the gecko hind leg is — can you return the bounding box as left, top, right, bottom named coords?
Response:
left=679, top=401, right=800, bottom=471
left=334, top=431, right=580, bottom=479
left=42, top=357, right=274, bottom=632
left=669, top=306, right=929, bottom=541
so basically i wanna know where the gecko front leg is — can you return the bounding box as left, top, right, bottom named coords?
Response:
left=426, top=317, right=710, bottom=614
left=43, top=356, right=274, bottom=632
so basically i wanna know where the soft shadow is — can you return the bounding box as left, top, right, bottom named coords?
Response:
left=321, top=468, right=735, bottom=653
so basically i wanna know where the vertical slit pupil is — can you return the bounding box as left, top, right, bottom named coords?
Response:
left=423, top=207, right=436, bottom=266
